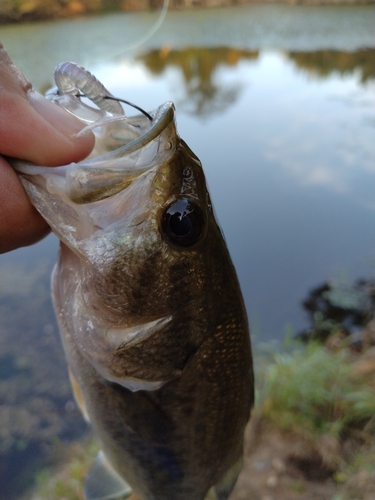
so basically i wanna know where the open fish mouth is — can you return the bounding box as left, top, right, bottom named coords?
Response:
left=11, top=64, right=180, bottom=249
left=12, top=99, right=177, bottom=204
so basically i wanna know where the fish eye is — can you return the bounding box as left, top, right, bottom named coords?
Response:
left=161, top=199, right=205, bottom=247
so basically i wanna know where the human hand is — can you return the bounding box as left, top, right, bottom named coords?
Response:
left=0, top=44, right=94, bottom=253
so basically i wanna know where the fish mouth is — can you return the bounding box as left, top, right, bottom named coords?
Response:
left=12, top=101, right=176, bottom=204
left=10, top=100, right=178, bottom=248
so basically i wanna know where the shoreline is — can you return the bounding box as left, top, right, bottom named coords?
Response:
left=1, top=0, right=374, bottom=25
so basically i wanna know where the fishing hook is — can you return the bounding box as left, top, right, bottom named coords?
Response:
left=103, top=95, right=153, bottom=121
left=53, top=62, right=152, bottom=120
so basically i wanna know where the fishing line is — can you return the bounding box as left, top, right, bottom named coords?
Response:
left=76, top=0, right=170, bottom=114
left=49, top=3, right=170, bottom=125
left=103, top=0, right=170, bottom=62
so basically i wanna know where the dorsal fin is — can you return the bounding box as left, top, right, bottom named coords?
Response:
left=84, top=451, right=132, bottom=500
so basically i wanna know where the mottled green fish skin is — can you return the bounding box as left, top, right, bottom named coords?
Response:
left=32, top=118, right=253, bottom=499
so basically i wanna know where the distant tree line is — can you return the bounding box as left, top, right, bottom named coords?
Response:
left=1, top=0, right=374, bottom=25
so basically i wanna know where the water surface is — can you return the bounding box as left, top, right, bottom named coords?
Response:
left=0, top=5, right=374, bottom=498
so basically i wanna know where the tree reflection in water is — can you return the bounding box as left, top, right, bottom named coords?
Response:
left=287, top=49, right=375, bottom=83
left=138, top=47, right=374, bottom=118
left=138, top=46, right=259, bottom=116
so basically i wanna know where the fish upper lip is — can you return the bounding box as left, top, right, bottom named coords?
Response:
left=11, top=101, right=176, bottom=172
left=106, top=315, right=173, bottom=351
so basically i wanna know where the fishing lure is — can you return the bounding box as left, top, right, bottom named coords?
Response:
left=49, top=62, right=152, bottom=120
left=53, top=61, right=124, bottom=115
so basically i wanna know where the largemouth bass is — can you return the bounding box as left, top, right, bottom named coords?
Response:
left=12, top=63, right=254, bottom=500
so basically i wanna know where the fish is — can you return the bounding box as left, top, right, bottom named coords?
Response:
left=12, top=62, right=254, bottom=500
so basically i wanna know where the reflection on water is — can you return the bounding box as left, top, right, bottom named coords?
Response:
left=288, top=48, right=375, bottom=83
left=297, top=276, right=375, bottom=343
left=0, top=5, right=374, bottom=499
left=139, top=47, right=375, bottom=117
left=139, top=47, right=258, bottom=115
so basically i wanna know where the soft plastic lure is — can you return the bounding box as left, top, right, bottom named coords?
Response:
left=53, top=61, right=125, bottom=115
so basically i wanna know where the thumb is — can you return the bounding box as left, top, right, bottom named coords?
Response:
left=0, top=45, right=94, bottom=166
left=0, top=45, right=95, bottom=253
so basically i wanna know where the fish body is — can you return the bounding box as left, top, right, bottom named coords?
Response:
left=13, top=67, right=253, bottom=500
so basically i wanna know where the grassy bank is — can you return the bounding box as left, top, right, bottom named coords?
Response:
left=249, top=335, right=375, bottom=499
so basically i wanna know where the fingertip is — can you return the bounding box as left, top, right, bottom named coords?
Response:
left=26, top=90, right=95, bottom=165
left=42, top=124, right=96, bottom=166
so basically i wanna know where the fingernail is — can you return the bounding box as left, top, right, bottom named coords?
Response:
left=27, top=89, right=86, bottom=137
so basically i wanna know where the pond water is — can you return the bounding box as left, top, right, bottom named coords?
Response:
left=0, top=4, right=374, bottom=498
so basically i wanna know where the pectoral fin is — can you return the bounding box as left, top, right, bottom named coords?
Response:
left=84, top=451, right=132, bottom=500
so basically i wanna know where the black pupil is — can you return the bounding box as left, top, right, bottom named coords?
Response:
left=162, top=199, right=204, bottom=247
left=168, top=212, right=192, bottom=237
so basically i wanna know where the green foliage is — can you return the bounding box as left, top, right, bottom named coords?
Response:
left=256, top=342, right=375, bottom=439
left=30, top=440, right=99, bottom=500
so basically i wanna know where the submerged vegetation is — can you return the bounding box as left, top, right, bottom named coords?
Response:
left=0, top=261, right=87, bottom=499
left=29, top=440, right=99, bottom=500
